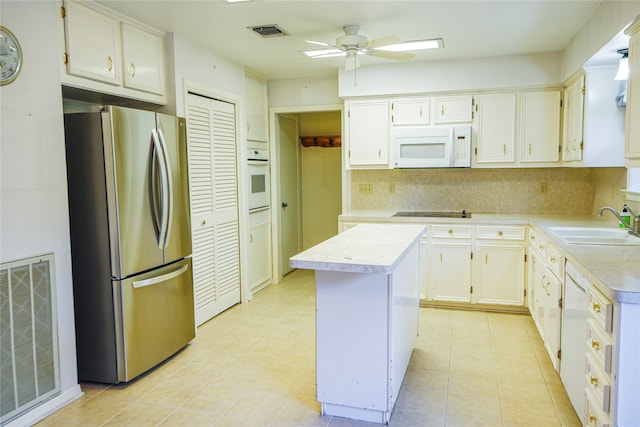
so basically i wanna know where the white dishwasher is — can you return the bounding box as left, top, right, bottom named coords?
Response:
left=560, top=261, right=589, bottom=420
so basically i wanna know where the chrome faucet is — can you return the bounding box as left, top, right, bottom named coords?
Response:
left=598, top=205, right=640, bottom=237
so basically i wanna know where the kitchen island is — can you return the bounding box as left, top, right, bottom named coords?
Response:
left=290, top=223, right=426, bottom=424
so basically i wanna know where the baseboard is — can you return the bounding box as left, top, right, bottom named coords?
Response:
left=420, top=300, right=530, bottom=315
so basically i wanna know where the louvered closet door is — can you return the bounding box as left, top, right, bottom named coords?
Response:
left=186, top=93, right=240, bottom=326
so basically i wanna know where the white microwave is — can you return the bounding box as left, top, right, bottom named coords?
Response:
left=394, top=125, right=472, bottom=168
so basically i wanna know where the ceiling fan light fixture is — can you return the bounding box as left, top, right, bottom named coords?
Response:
left=379, top=38, right=443, bottom=52
left=615, top=48, right=629, bottom=81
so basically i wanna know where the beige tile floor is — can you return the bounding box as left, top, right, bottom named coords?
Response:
left=38, top=269, right=581, bottom=427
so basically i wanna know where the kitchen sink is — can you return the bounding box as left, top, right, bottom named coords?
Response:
left=393, top=210, right=471, bottom=218
left=547, top=226, right=640, bottom=246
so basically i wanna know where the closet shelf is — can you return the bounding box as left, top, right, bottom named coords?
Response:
left=300, top=135, right=341, bottom=148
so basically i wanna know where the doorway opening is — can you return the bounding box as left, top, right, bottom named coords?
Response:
left=271, top=106, right=343, bottom=282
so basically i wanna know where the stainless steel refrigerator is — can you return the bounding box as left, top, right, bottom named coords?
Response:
left=64, top=105, right=195, bottom=383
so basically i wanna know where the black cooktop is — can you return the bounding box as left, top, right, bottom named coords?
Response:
left=393, top=210, right=471, bottom=218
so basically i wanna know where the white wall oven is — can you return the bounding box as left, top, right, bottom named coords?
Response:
left=248, top=148, right=270, bottom=212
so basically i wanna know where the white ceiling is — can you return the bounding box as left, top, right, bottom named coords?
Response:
left=96, top=0, right=628, bottom=81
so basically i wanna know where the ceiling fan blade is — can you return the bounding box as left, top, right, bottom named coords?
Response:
left=370, top=50, right=415, bottom=61
left=362, top=36, right=402, bottom=49
left=302, top=47, right=345, bottom=58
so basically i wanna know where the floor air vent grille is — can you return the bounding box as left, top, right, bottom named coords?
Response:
left=0, top=254, right=59, bottom=425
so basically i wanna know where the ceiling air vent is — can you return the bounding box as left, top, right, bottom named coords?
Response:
left=248, top=24, right=288, bottom=38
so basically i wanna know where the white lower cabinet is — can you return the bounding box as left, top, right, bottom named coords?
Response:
left=474, top=225, right=525, bottom=306
left=427, top=225, right=472, bottom=302
left=527, top=227, right=562, bottom=370
left=248, top=209, right=272, bottom=293
left=426, top=224, right=525, bottom=307
left=429, top=241, right=472, bottom=302
left=475, top=243, right=525, bottom=305
left=584, top=284, right=614, bottom=427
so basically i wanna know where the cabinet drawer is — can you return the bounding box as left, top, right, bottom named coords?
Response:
left=476, top=225, right=525, bottom=240
left=588, top=285, right=614, bottom=333
left=585, top=388, right=611, bottom=427
left=431, top=225, right=472, bottom=239
left=545, top=243, right=563, bottom=279
left=585, top=353, right=612, bottom=413
left=587, top=318, right=613, bottom=374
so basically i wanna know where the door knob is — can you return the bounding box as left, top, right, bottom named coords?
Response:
left=282, top=202, right=288, bottom=208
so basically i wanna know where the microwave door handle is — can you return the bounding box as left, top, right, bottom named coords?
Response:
left=157, top=128, right=173, bottom=249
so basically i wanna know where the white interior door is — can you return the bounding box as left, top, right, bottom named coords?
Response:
left=277, top=114, right=301, bottom=276
left=186, top=93, right=240, bottom=326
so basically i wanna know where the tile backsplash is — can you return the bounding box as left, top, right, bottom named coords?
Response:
left=351, top=167, right=627, bottom=214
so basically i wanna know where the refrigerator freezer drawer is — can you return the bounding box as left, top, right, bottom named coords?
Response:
left=115, top=258, right=195, bottom=382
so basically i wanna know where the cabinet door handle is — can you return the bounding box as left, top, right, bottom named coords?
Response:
left=589, top=376, right=598, bottom=386
left=592, top=302, right=601, bottom=313
left=250, top=234, right=253, bottom=243
left=130, top=62, right=136, bottom=78
left=485, top=254, right=488, bottom=264
left=497, top=230, right=503, bottom=236
left=529, top=144, right=532, bottom=154
left=448, top=229, right=453, bottom=235
left=440, top=253, right=443, bottom=263
left=589, top=414, right=597, bottom=423
left=441, top=105, right=445, bottom=116
left=591, top=340, right=600, bottom=350
left=201, top=220, right=206, bottom=226
left=107, top=55, right=113, bottom=72
left=419, top=106, right=423, bottom=116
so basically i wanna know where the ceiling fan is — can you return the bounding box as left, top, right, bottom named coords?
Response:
left=303, top=25, right=443, bottom=71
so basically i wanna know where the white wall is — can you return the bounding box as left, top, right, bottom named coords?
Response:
left=338, top=52, right=562, bottom=97
left=0, top=1, right=82, bottom=425
left=562, top=1, right=640, bottom=81
left=268, top=76, right=341, bottom=108
left=168, top=33, right=246, bottom=117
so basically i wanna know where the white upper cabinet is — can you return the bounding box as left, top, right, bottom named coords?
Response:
left=245, top=76, right=269, bottom=142
left=562, top=75, right=585, bottom=162
left=391, top=98, right=429, bottom=125
left=474, top=93, right=516, bottom=164
left=63, top=0, right=120, bottom=85
left=61, top=0, right=166, bottom=104
left=520, top=90, right=561, bottom=163
left=625, top=17, right=640, bottom=166
left=121, top=23, right=165, bottom=96
left=345, top=99, right=392, bottom=169
left=562, top=68, right=625, bottom=167
left=433, top=95, right=473, bottom=123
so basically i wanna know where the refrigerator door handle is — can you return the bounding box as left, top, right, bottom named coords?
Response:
left=132, top=263, right=189, bottom=289
left=157, top=128, right=173, bottom=249
left=151, top=128, right=170, bottom=249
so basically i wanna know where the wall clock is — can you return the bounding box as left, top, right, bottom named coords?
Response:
left=0, top=25, right=23, bottom=85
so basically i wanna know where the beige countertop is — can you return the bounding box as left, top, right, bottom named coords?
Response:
left=339, top=211, right=640, bottom=304
left=290, top=223, right=426, bottom=274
